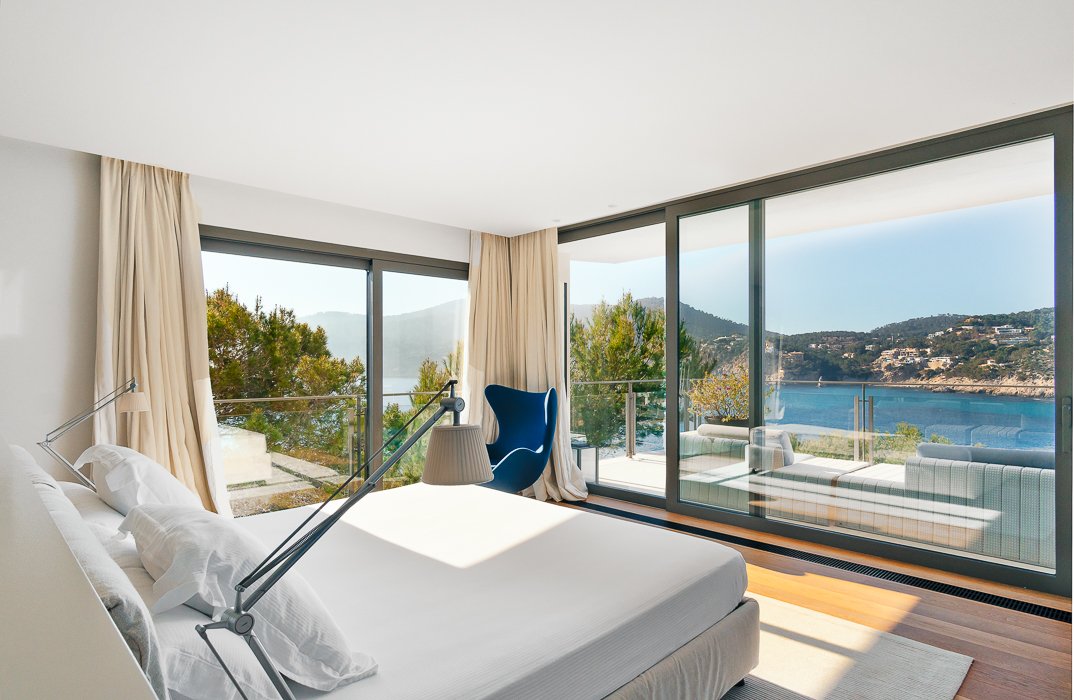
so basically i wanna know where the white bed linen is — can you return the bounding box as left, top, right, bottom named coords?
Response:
left=236, top=484, right=747, bottom=700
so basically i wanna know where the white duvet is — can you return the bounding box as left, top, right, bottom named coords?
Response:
left=236, top=484, right=747, bottom=700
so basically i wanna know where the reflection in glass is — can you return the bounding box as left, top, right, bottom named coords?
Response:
left=677, top=206, right=753, bottom=514
left=763, top=139, right=1056, bottom=571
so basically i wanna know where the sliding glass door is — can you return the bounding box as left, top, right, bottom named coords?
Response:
left=677, top=205, right=752, bottom=513
left=380, top=270, right=468, bottom=486
left=561, top=223, right=667, bottom=497
left=559, top=109, right=1071, bottom=593
left=762, top=139, right=1056, bottom=571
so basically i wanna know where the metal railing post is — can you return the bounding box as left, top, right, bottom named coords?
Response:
left=347, top=404, right=356, bottom=487
left=867, top=395, right=875, bottom=465
left=853, top=394, right=861, bottom=462
left=625, top=382, right=636, bottom=459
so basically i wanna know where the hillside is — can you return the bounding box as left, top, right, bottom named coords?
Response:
left=300, top=299, right=466, bottom=376
left=773, top=308, right=1056, bottom=385
left=570, top=297, right=747, bottom=339
left=870, top=314, right=968, bottom=339
left=298, top=310, right=366, bottom=359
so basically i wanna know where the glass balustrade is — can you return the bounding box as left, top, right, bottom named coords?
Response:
left=214, top=395, right=366, bottom=517
left=570, top=380, right=667, bottom=495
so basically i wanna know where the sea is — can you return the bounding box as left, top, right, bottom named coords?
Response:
left=766, top=383, right=1056, bottom=450
left=386, top=376, right=1057, bottom=451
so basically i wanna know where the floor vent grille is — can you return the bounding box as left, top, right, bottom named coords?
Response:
left=576, top=501, right=1071, bottom=623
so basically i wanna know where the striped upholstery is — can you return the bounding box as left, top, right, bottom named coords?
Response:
left=759, top=459, right=867, bottom=525
left=679, top=432, right=750, bottom=509
left=678, top=431, right=788, bottom=512
left=833, top=457, right=1055, bottom=569
left=680, top=432, right=747, bottom=464
left=680, top=462, right=752, bottom=511
left=679, top=435, right=1056, bottom=569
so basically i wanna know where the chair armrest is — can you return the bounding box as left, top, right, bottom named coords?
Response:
left=487, top=441, right=510, bottom=466
left=490, top=445, right=543, bottom=470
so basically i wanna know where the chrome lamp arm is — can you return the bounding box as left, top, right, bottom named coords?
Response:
left=198, top=380, right=469, bottom=700
left=38, top=377, right=138, bottom=490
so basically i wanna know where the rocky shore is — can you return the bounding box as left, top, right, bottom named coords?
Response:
left=902, top=376, right=1054, bottom=398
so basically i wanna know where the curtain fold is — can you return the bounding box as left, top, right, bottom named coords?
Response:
left=465, top=231, right=515, bottom=442
left=94, top=158, right=229, bottom=515
left=466, top=228, right=587, bottom=501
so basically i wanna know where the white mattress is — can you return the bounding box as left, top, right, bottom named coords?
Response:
left=236, top=484, right=747, bottom=700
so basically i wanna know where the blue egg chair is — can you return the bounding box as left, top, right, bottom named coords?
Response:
left=482, top=384, right=558, bottom=493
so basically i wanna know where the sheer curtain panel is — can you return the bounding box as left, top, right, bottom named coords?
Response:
left=94, top=158, right=228, bottom=514
left=466, top=229, right=587, bottom=501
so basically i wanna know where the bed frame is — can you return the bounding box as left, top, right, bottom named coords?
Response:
left=607, top=597, right=760, bottom=699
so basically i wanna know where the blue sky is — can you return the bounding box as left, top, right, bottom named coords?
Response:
left=201, top=252, right=467, bottom=318
left=202, top=195, right=1053, bottom=334
left=569, top=195, right=1054, bottom=334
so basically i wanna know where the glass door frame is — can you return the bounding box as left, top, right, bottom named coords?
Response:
left=560, top=210, right=670, bottom=510
left=561, top=106, right=1073, bottom=595
left=200, top=225, right=469, bottom=491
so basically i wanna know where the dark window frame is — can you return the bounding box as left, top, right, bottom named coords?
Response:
left=560, top=106, right=1073, bottom=595
left=199, top=225, right=469, bottom=488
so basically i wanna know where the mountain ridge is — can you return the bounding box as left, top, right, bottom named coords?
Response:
left=570, top=297, right=748, bottom=338
left=299, top=298, right=466, bottom=376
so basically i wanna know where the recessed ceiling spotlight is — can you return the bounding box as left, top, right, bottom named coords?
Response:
left=552, top=219, right=561, bottom=223
left=608, top=204, right=617, bottom=209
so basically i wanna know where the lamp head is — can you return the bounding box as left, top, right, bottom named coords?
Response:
left=421, top=423, right=493, bottom=486
left=116, top=391, right=150, bottom=414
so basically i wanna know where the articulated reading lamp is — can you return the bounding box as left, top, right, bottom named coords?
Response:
left=196, top=379, right=492, bottom=700
left=38, top=377, right=150, bottom=489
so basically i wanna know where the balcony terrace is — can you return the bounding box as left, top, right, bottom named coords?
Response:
left=572, top=378, right=1057, bottom=572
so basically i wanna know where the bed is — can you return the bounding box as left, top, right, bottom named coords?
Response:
left=23, top=446, right=759, bottom=699
left=238, top=484, right=757, bottom=699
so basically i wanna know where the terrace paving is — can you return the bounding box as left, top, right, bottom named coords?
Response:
left=228, top=454, right=350, bottom=510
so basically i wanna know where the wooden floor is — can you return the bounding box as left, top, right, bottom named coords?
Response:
left=560, top=494, right=1072, bottom=700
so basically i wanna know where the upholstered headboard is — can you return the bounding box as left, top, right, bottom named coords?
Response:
left=0, top=439, right=157, bottom=699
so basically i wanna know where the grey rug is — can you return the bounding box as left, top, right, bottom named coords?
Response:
left=723, top=595, right=973, bottom=700
left=725, top=677, right=811, bottom=700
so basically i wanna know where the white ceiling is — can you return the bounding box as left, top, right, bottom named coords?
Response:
left=0, top=1, right=1070, bottom=236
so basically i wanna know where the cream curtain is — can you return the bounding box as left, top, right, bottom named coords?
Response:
left=465, top=232, right=514, bottom=441
left=94, top=158, right=229, bottom=514
left=466, top=228, right=587, bottom=501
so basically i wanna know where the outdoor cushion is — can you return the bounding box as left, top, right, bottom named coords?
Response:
left=749, top=427, right=795, bottom=467
left=697, top=423, right=749, bottom=440
left=916, top=443, right=1054, bottom=470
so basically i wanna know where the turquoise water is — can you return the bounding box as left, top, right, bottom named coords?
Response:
left=766, top=384, right=1056, bottom=450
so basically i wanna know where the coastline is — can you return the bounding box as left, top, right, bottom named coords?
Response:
left=900, top=376, right=1054, bottom=398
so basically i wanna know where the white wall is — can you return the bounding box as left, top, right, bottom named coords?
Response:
left=191, top=176, right=471, bottom=262
left=0, top=136, right=99, bottom=474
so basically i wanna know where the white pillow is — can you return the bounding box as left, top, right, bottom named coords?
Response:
left=120, top=504, right=376, bottom=692
left=157, top=604, right=285, bottom=700
left=75, top=444, right=202, bottom=515
left=749, top=427, right=796, bottom=467
left=58, top=481, right=126, bottom=531
left=117, top=561, right=281, bottom=700
left=696, top=423, right=750, bottom=440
